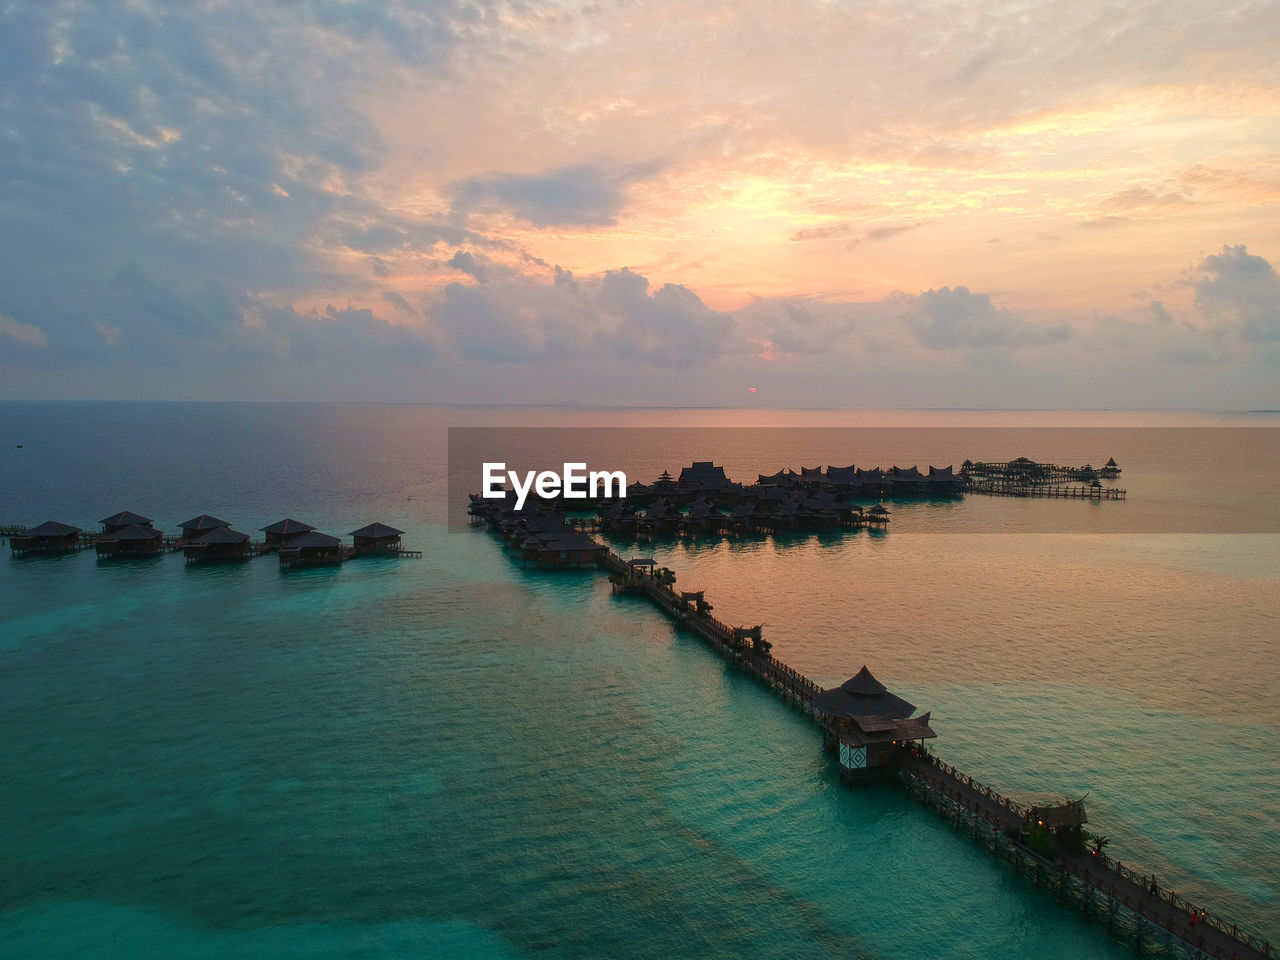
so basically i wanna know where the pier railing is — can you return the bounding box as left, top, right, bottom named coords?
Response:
left=1092, top=852, right=1272, bottom=957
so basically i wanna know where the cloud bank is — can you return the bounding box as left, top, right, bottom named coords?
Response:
left=0, top=1, right=1276, bottom=407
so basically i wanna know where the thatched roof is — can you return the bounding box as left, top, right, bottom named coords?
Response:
left=813, top=665, right=916, bottom=719
left=1028, top=798, right=1088, bottom=828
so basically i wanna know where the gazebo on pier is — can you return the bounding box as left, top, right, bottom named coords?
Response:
left=813, top=666, right=936, bottom=778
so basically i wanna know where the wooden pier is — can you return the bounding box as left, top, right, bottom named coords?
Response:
left=902, top=755, right=1274, bottom=959
left=474, top=513, right=1272, bottom=959
left=966, top=479, right=1127, bottom=500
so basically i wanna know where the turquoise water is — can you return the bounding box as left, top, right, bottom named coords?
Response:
left=1, top=403, right=1276, bottom=958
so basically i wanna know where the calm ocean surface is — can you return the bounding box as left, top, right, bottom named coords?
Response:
left=0, top=402, right=1276, bottom=959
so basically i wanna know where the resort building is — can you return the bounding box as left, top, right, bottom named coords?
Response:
left=349, top=522, right=405, bottom=554
left=100, top=511, right=153, bottom=535
left=95, top=522, right=164, bottom=557
left=260, top=518, right=315, bottom=546
left=183, top=526, right=251, bottom=562
left=9, top=520, right=81, bottom=555
left=278, top=530, right=345, bottom=567
left=177, top=514, right=231, bottom=542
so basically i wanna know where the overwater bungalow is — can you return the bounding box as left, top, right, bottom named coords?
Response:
left=278, top=531, right=345, bottom=567
left=178, top=514, right=231, bottom=542
left=640, top=498, right=679, bottom=533
left=183, top=526, right=251, bottom=562
left=260, top=518, right=315, bottom=546
left=96, top=522, right=163, bottom=557
left=813, top=665, right=936, bottom=778
left=349, top=522, right=404, bottom=555
left=797, top=494, right=840, bottom=528
left=826, top=464, right=858, bottom=486
left=9, top=520, right=81, bottom=555
left=682, top=496, right=721, bottom=531
left=799, top=466, right=826, bottom=487
left=757, top=468, right=798, bottom=489
left=100, top=511, right=153, bottom=535
left=598, top=500, right=638, bottom=533
left=677, top=461, right=735, bottom=495
left=520, top=528, right=605, bottom=568
left=623, top=480, right=652, bottom=502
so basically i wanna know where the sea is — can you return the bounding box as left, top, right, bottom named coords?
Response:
left=0, top=402, right=1276, bottom=960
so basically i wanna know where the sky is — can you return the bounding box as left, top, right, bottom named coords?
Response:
left=1, top=0, right=1278, bottom=408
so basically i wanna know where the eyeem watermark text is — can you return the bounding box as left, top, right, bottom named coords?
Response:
left=483, top=462, right=627, bottom=511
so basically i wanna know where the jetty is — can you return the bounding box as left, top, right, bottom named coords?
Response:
left=470, top=499, right=1270, bottom=960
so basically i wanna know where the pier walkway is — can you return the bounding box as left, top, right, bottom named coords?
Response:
left=595, top=544, right=1271, bottom=960
left=967, top=480, right=1127, bottom=499
left=903, top=752, right=1272, bottom=959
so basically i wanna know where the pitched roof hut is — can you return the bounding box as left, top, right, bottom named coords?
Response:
left=278, top=531, right=345, bottom=567
left=520, top=528, right=605, bottom=569
left=260, top=518, right=315, bottom=546
left=675, top=461, right=734, bottom=496
left=178, top=514, right=231, bottom=541
left=813, top=666, right=936, bottom=777
left=95, top=522, right=164, bottom=556
left=9, top=520, right=81, bottom=555
left=349, top=522, right=404, bottom=554
left=757, top=468, right=797, bottom=487
left=183, top=526, right=251, bottom=561
left=100, top=511, right=153, bottom=535
left=825, top=465, right=858, bottom=486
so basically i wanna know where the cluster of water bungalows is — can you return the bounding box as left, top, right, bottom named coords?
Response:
left=628, top=456, right=1120, bottom=501
left=476, top=457, right=1124, bottom=549
left=4, top=512, right=420, bottom=567
left=470, top=461, right=899, bottom=558
left=471, top=453, right=1121, bottom=560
